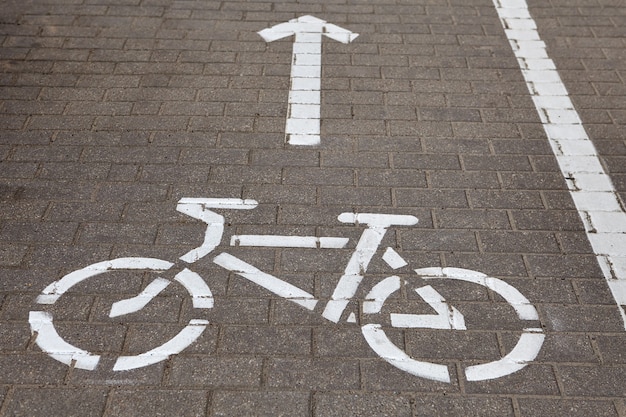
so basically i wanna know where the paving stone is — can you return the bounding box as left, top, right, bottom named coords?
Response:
left=559, top=366, right=626, bottom=397
left=0, top=354, right=69, bottom=384
left=413, top=396, right=515, bottom=417
left=517, top=399, right=620, bottom=417
left=105, top=389, right=208, bottom=417
left=219, top=325, right=311, bottom=355
left=313, top=392, right=412, bottom=417
left=5, top=388, right=108, bottom=417
left=267, top=358, right=360, bottom=390
left=212, top=390, right=310, bottom=417
left=168, top=356, right=263, bottom=387
left=595, top=334, right=626, bottom=364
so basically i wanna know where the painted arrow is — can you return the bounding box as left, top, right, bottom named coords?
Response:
left=258, top=15, right=358, bottom=146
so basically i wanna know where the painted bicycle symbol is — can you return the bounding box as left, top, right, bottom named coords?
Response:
left=29, top=198, right=544, bottom=383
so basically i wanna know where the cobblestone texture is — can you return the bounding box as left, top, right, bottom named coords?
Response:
left=0, top=0, right=625, bottom=415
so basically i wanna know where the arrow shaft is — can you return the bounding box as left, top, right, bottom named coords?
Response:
left=286, top=32, right=323, bottom=146
left=259, top=16, right=357, bottom=146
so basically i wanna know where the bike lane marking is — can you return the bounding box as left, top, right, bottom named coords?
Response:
left=258, top=15, right=358, bottom=146
left=493, top=0, right=626, bottom=329
left=361, top=268, right=544, bottom=383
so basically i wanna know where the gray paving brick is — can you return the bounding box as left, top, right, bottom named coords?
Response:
left=220, top=326, right=311, bottom=355
left=212, top=390, right=309, bottom=417
left=0, top=354, right=68, bottom=384
left=5, top=388, right=108, bottom=417
left=95, top=183, right=169, bottom=202
left=559, top=366, right=626, bottom=397
left=480, top=230, right=561, bottom=254
left=267, top=358, right=359, bottom=390
left=413, top=396, right=514, bottom=417
left=168, top=356, right=262, bottom=387
left=78, top=222, right=158, bottom=245
left=105, top=390, right=208, bottom=417
left=396, top=189, right=469, bottom=209
left=595, top=334, right=626, bottom=364
left=82, top=146, right=179, bottom=164
left=541, top=305, right=625, bottom=332
left=518, top=399, right=620, bottom=417
left=444, top=253, right=527, bottom=277
left=429, top=171, right=501, bottom=189
left=0, top=221, right=78, bottom=244
left=314, top=392, right=412, bottom=417
left=0, top=86, right=40, bottom=100
left=0, top=243, right=28, bottom=267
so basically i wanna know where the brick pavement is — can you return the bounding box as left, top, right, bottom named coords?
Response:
left=0, top=0, right=625, bottom=415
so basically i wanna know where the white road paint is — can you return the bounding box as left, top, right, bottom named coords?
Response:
left=323, top=213, right=418, bottom=322
left=363, top=275, right=466, bottom=330
left=112, top=319, right=209, bottom=371
left=110, top=268, right=213, bottom=318
left=363, top=275, right=402, bottom=315
left=465, top=328, right=544, bottom=381
left=382, top=247, right=408, bottom=269
left=258, top=15, right=358, bottom=145
left=29, top=311, right=100, bottom=371
left=361, top=323, right=452, bottom=383
left=230, top=235, right=349, bottom=249
left=31, top=200, right=547, bottom=378
left=109, top=277, right=171, bottom=318
left=418, top=267, right=539, bottom=321
left=36, top=258, right=173, bottom=305
left=174, top=268, right=214, bottom=309
left=30, top=257, right=212, bottom=371
left=493, top=0, right=626, bottom=329
left=214, top=252, right=318, bottom=310
left=391, top=286, right=466, bottom=330
left=361, top=267, right=544, bottom=382
left=418, top=267, right=544, bottom=381
left=176, top=198, right=258, bottom=263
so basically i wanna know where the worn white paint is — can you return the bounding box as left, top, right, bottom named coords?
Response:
left=418, top=267, right=539, bottom=321
left=177, top=198, right=257, bottom=263
left=174, top=268, right=214, bottom=309
left=361, top=323, right=452, bottom=383
left=230, top=235, right=349, bottom=249
left=391, top=285, right=466, bottom=330
left=493, top=0, right=626, bottom=329
left=363, top=276, right=466, bottom=330
left=113, top=319, right=209, bottom=371
left=323, top=213, right=418, bottom=322
left=363, top=275, right=402, bottom=314
left=465, top=328, right=544, bottom=381
left=347, top=312, right=357, bottom=323
left=383, top=247, right=408, bottom=269
left=36, top=258, right=173, bottom=305
left=417, top=267, right=544, bottom=381
left=109, top=277, right=171, bottom=318
left=29, top=311, right=101, bottom=371
left=108, top=268, right=213, bottom=317
left=361, top=267, right=544, bottom=382
left=258, top=15, right=358, bottom=145
left=31, top=257, right=212, bottom=371
left=214, top=252, right=318, bottom=310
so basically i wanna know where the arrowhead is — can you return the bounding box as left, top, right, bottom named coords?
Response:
left=258, top=15, right=358, bottom=44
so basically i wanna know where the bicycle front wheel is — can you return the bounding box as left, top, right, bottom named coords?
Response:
left=29, top=257, right=213, bottom=371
